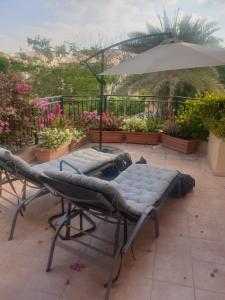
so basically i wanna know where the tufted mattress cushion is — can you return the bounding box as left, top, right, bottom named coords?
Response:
left=112, top=164, right=178, bottom=215
left=32, top=148, right=117, bottom=175
left=45, top=164, right=178, bottom=217
left=0, top=147, right=42, bottom=185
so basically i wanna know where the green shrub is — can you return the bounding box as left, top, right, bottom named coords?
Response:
left=177, top=99, right=209, bottom=140
left=196, top=93, right=225, bottom=139
left=38, top=128, right=73, bottom=149
left=122, top=118, right=158, bottom=132
left=163, top=117, right=197, bottom=140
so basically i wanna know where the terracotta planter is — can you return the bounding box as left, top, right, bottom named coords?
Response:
left=34, top=142, right=70, bottom=162
left=161, top=134, right=199, bottom=154
left=125, top=132, right=160, bottom=145
left=69, top=137, right=88, bottom=152
left=90, top=131, right=125, bottom=143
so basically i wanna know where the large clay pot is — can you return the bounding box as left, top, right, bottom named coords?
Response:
left=125, top=132, right=160, bottom=145
left=90, top=131, right=125, bottom=143
left=161, top=134, right=199, bottom=154
left=69, top=137, right=88, bottom=152
left=34, top=142, right=70, bottom=162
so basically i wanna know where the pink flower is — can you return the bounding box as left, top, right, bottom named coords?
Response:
left=55, top=103, right=62, bottom=117
left=39, top=123, right=45, bottom=129
left=15, top=83, right=32, bottom=94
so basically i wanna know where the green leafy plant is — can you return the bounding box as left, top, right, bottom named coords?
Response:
left=123, top=118, right=158, bottom=132
left=195, top=93, right=225, bottom=139
left=146, top=118, right=159, bottom=132
left=38, top=128, right=73, bottom=149
left=177, top=99, right=209, bottom=140
left=163, top=117, right=198, bottom=140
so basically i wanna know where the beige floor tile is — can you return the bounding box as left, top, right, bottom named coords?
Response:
left=190, top=238, right=225, bottom=264
left=188, top=221, right=220, bottom=241
left=193, top=260, right=225, bottom=293
left=151, top=280, right=195, bottom=300
left=154, top=254, right=193, bottom=287
left=156, top=233, right=190, bottom=257
left=195, top=289, right=225, bottom=300
left=14, top=289, right=60, bottom=300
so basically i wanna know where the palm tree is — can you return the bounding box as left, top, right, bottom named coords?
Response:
left=122, top=9, right=221, bottom=53
left=117, top=10, right=224, bottom=100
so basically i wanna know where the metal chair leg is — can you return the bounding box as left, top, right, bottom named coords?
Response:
left=151, top=209, right=159, bottom=238
left=46, top=221, right=66, bottom=272
left=104, top=246, right=123, bottom=300
left=8, top=201, right=26, bottom=240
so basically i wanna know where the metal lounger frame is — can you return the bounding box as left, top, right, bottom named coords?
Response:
left=40, top=176, right=160, bottom=300
left=0, top=154, right=119, bottom=240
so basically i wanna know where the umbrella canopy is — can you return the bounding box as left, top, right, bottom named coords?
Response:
left=102, top=41, right=225, bottom=75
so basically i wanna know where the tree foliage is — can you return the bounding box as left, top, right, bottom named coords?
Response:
left=122, top=9, right=221, bottom=53
left=117, top=10, right=224, bottom=98
left=0, top=54, right=10, bottom=73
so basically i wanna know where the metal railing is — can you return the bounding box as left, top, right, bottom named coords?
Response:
left=40, top=94, right=187, bottom=127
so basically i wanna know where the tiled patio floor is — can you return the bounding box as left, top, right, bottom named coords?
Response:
left=0, top=143, right=225, bottom=300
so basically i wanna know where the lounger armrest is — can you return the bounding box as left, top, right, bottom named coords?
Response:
left=59, top=160, right=83, bottom=174
left=122, top=207, right=154, bottom=254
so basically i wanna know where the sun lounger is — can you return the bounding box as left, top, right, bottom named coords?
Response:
left=40, top=163, right=195, bottom=300
left=0, top=147, right=129, bottom=239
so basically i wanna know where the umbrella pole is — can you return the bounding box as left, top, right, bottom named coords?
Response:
left=99, top=52, right=105, bottom=150
left=80, top=32, right=173, bottom=152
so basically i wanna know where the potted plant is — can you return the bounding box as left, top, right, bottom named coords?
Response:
left=198, top=94, right=225, bottom=176
left=69, top=128, right=87, bottom=151
left=123, top=118, right=160, bottom=144
left=34, top=128, right=73, bottom=162
left=161, top=117, right=199, bottom=154
left=87, top=112, right=125, bottom=143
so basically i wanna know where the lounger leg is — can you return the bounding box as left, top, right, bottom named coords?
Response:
left=61, top=197, right=65, bottom=214
left=8, top=202, right=24, bottom=240
left=113, top=219, right=121, bottom=256
left=46, top=221, right=66, bottom=272
left=65, top=202, right=72, bottom=239
left=8, top=188, right=48, bottom=240
left=104, top=246, right=123, bottom=300
left=151, top=209, right=159, bottom=238
left=21, top=181, right=27, bottom=213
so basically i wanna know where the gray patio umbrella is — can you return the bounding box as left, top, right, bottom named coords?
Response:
left=102, top=41, right=225, bottom=75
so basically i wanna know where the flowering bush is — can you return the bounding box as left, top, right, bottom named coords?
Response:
left=101, top=112, right=123, bottom=131
left=74, top=111, right=122, bottom=131
left=39, top=99, right=65, bottom=129
left=38, top=128, right=73, bottom=149
left=0, top=72, right=39, bottom=148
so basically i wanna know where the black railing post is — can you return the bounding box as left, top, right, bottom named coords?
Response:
left=60, top=95, right=64, bottom=115
left=103, top=95, right=107, bottom=112
left=174, top=98, right=178, bottom=116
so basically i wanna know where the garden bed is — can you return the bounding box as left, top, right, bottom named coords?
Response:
left=161, top=134, right=199, bottom=154
left=125, top=132, right=160, bottom=144
left=34, top=142, right=70, bottom=162
left=90, top=131, right=125, bottom=143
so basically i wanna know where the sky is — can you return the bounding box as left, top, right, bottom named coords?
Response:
left=1, top=0, right=225, bottom=53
